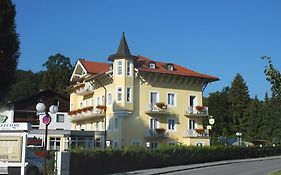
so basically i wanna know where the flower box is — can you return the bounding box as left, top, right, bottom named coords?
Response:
left=155, top=128, right=166, bottom=134
left=156, top=102, right=167, bottom=109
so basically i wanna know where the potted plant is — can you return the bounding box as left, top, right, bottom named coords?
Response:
left=96, top=105, right=106, bottom=112
left=195, top=106, right=205, bottom=112
left=195, top=128, right=205, bottom=135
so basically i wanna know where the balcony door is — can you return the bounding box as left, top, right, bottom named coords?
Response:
left=149, top=117, right=160, bottom=130
left=150, top=92, right=159, bottom=105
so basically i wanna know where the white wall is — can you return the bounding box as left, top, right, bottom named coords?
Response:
left=39, top=112, right=71, bottom=130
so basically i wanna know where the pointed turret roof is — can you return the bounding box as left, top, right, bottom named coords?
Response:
left=108, top=32, right=136, bottom=61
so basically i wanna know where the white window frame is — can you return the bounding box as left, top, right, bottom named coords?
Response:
left=117, top=60, right=123, bottom=76
left=167, top=118, right=176, bottom=131
left=114, top=117, right=119, bottom=131
left=116, top=87, right=123, bottom=102
left=189, top=119, right=196, bottom=130
left=189, top=95, right=198, bottom=107
left=167, top=65, right=174, bottom=71
left=127, top=61, right=132, bottom=76
left=149, top=63, right=156, bottom=69
left=56, top=114, right=64, bottom=123
left=126, top=87, right=132, bottom=102
left=167, top=92, right=176, bottom=106
left=149, top=117, right=160, bottom=130
left=149, top=91, right=159, bottom=105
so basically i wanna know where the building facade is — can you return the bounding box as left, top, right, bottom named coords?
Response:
left=68, top=33, right=219, bottom=148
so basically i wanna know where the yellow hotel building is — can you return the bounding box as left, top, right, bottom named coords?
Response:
left=68, top=33, right=219, bottom=149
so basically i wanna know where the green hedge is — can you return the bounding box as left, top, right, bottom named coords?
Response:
left=70, top=145, right=281, bottom=175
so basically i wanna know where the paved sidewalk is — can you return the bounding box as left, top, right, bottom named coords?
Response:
left=113, top=156, right=281, bottom=175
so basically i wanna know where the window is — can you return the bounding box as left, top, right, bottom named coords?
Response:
left=56, top=114, right=64, bottom=123
left=189, top=119, right=196, bottom=129
left=50, top=137, right=61, bottom=150
left=190, top=95, right=197, bottom=107
left=113, top=140, right=119, bottom=149
left=114, top=118, right=119, bottom=130
left=168, top=118, right=176, bottom=131
left=149, top=118, right=159, bottom=130
left=117, top=60, right=123, bottom=75
left=126, top=87, right=132, bottom=102
left=117, top=87, right=122, bottom=102
left=167, top=64, right=174, bottom=71
left=167, top=93, right=175, bottom=106
left=150, top=92, right=159, bottom=105
left=127, top=61, right=132, bottom=76
left=108, top=93, right=112, bottom=105
left=149, top=63, right=156, bottom=69
left=102, top=95, right=105, bottom=105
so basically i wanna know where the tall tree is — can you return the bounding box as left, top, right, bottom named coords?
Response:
left=262, top=56, right=281, bottom=97
left=228, top=73, right=250, bottom=133
left=41, top=53, right=73, bottom=94
left=246, top=96, right=262, bottom=141
left=4, top=70, right=41, bottom=102
left=207, top=87, right=232, bottom=134
left=0, top=0, right=20, bottom=102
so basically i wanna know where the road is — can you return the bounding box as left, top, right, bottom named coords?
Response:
left=163, top=158, right=281, bottom=175
left=118, top=156, right=281, bottom=175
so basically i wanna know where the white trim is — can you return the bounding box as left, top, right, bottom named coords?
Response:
left=149, top=91, right=160, bottom=105
left=126, top=86, right=132, bottom=103
left=126, top=60, right=132, bottom=76
left=167, top=92, right=176, bottom=107
left=116, top=60, right=123, bottom=76
left=70, top=60, right=88, bottom=82
left=116, top=86, right=123, bottom=103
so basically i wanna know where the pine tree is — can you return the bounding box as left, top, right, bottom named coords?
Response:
left=0, top=0, right=20, bottom=102
left=228, top=73, right=250, bottom=133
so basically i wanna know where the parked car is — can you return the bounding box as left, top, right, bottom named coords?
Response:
left=25, top=149, right=44, bottom=175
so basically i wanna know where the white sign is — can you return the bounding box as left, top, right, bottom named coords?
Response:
left=0, top=123, right=30, bottom=131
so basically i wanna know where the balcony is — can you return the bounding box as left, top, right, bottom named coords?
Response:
left=185, top=106, right=209, bottom=116
left=145, top=103, right=171, bottom=115
left=69, top=107, right=105, bottom=123
left=75, top=83, right=94, bottom=96
left=184, top=129, right=209, bottom=138
left=145, top=128, right=169, bottom=140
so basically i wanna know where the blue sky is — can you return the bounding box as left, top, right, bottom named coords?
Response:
left=13, top=0, right=281, bottom=99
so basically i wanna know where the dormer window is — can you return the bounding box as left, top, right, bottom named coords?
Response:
left=167, top=64, right=174, bottom=71
left=149, top=63, right=156, bottom=69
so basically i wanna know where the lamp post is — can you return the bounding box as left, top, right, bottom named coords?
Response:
left=146, top=142, right=150, bottom=151
left=236, top=132, right=242, bottom=146
left=36, top=102, right=58, bottom=175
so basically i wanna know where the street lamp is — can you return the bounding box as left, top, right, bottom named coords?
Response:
left=36, top=102, right=58, bottom=175
left=146, top=142, right=150, bottom=151
left=236, top=132, right=242, bottom=146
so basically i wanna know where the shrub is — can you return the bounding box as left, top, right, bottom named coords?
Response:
left=70, top=146, right=281, bottom=175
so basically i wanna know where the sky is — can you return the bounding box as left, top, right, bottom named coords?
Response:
left=13, top=0, right=281, bottom=99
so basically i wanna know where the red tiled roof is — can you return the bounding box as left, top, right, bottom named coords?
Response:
left=79, top=60, right=110, bottom=75
left=79, top=56, right=219, bottom=82
left=135, top=56, right=219, bottom=82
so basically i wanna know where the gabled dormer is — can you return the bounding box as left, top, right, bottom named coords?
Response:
left=70, top=59, right=88, bottom=82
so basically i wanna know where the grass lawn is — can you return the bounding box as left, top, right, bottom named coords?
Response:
left=271, top=170, right=281, bottom=175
